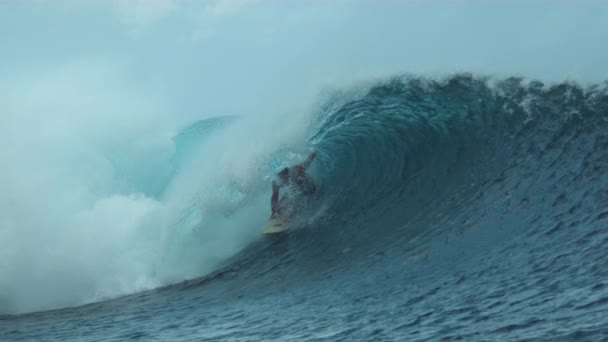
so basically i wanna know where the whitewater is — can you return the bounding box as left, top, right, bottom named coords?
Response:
left=2, top=1, right=608, bottom=341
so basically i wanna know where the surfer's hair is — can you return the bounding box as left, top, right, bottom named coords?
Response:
left=278, top=167, right=289, bottom=179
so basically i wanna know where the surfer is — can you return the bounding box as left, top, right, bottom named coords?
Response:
left=271, top=151, right=317, bottom=221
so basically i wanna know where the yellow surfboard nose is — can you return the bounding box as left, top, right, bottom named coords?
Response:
left=263, top=216, right=288, bottom=234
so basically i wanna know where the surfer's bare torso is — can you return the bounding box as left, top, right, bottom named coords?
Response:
left=271, top=151, right=317, bottom=219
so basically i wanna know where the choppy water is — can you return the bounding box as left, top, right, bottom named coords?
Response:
left=2, top=75, right=608, bottom=341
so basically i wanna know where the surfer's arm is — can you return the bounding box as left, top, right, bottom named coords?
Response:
left=298, top=151, right=317, bottom=170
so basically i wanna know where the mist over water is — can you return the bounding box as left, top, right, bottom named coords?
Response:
left=1, top=0, right=607, bottom=316
left=0, top=64, right=313, bottom=313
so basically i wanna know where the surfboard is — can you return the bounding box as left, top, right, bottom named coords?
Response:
left=263, top=216, right=288, bottom=234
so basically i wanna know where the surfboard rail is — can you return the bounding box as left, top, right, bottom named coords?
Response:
left=263, top=216, right=288, bottom=234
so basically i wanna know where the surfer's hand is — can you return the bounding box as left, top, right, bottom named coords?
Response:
left=300, top=151, right=317, bottom=169
left=307, top=151, right=317, bottom=163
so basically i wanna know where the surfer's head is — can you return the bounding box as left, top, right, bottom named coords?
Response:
left=278, top=167, right=290, bottom=182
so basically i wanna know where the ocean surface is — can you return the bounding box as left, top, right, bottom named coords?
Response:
left=2, top=75, right=608, bottom=341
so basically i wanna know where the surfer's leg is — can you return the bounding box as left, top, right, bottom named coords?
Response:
left=271, top=192, right=279, bottom=217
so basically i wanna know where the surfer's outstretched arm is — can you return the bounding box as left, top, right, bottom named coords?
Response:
left=298, top=151, right=317, bottom=170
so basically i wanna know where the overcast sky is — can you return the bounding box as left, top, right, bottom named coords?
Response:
left=2, top=0, right=607, bottom=123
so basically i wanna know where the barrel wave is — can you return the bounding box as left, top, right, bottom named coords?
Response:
left=2, top=75, right=608, bottom=341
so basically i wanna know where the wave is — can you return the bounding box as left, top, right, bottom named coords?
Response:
left=305, top=75, right=607, bottom=246
left=206, top=74, right=608, bottom=296
left=2, top=74, right=607, bottom=317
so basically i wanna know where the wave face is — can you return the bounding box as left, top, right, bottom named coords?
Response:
left=310, top=77, right=512, bottom=244
left=295, top=76, right=608, bottom=258
left=2, top=75, right=608, bottom=340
